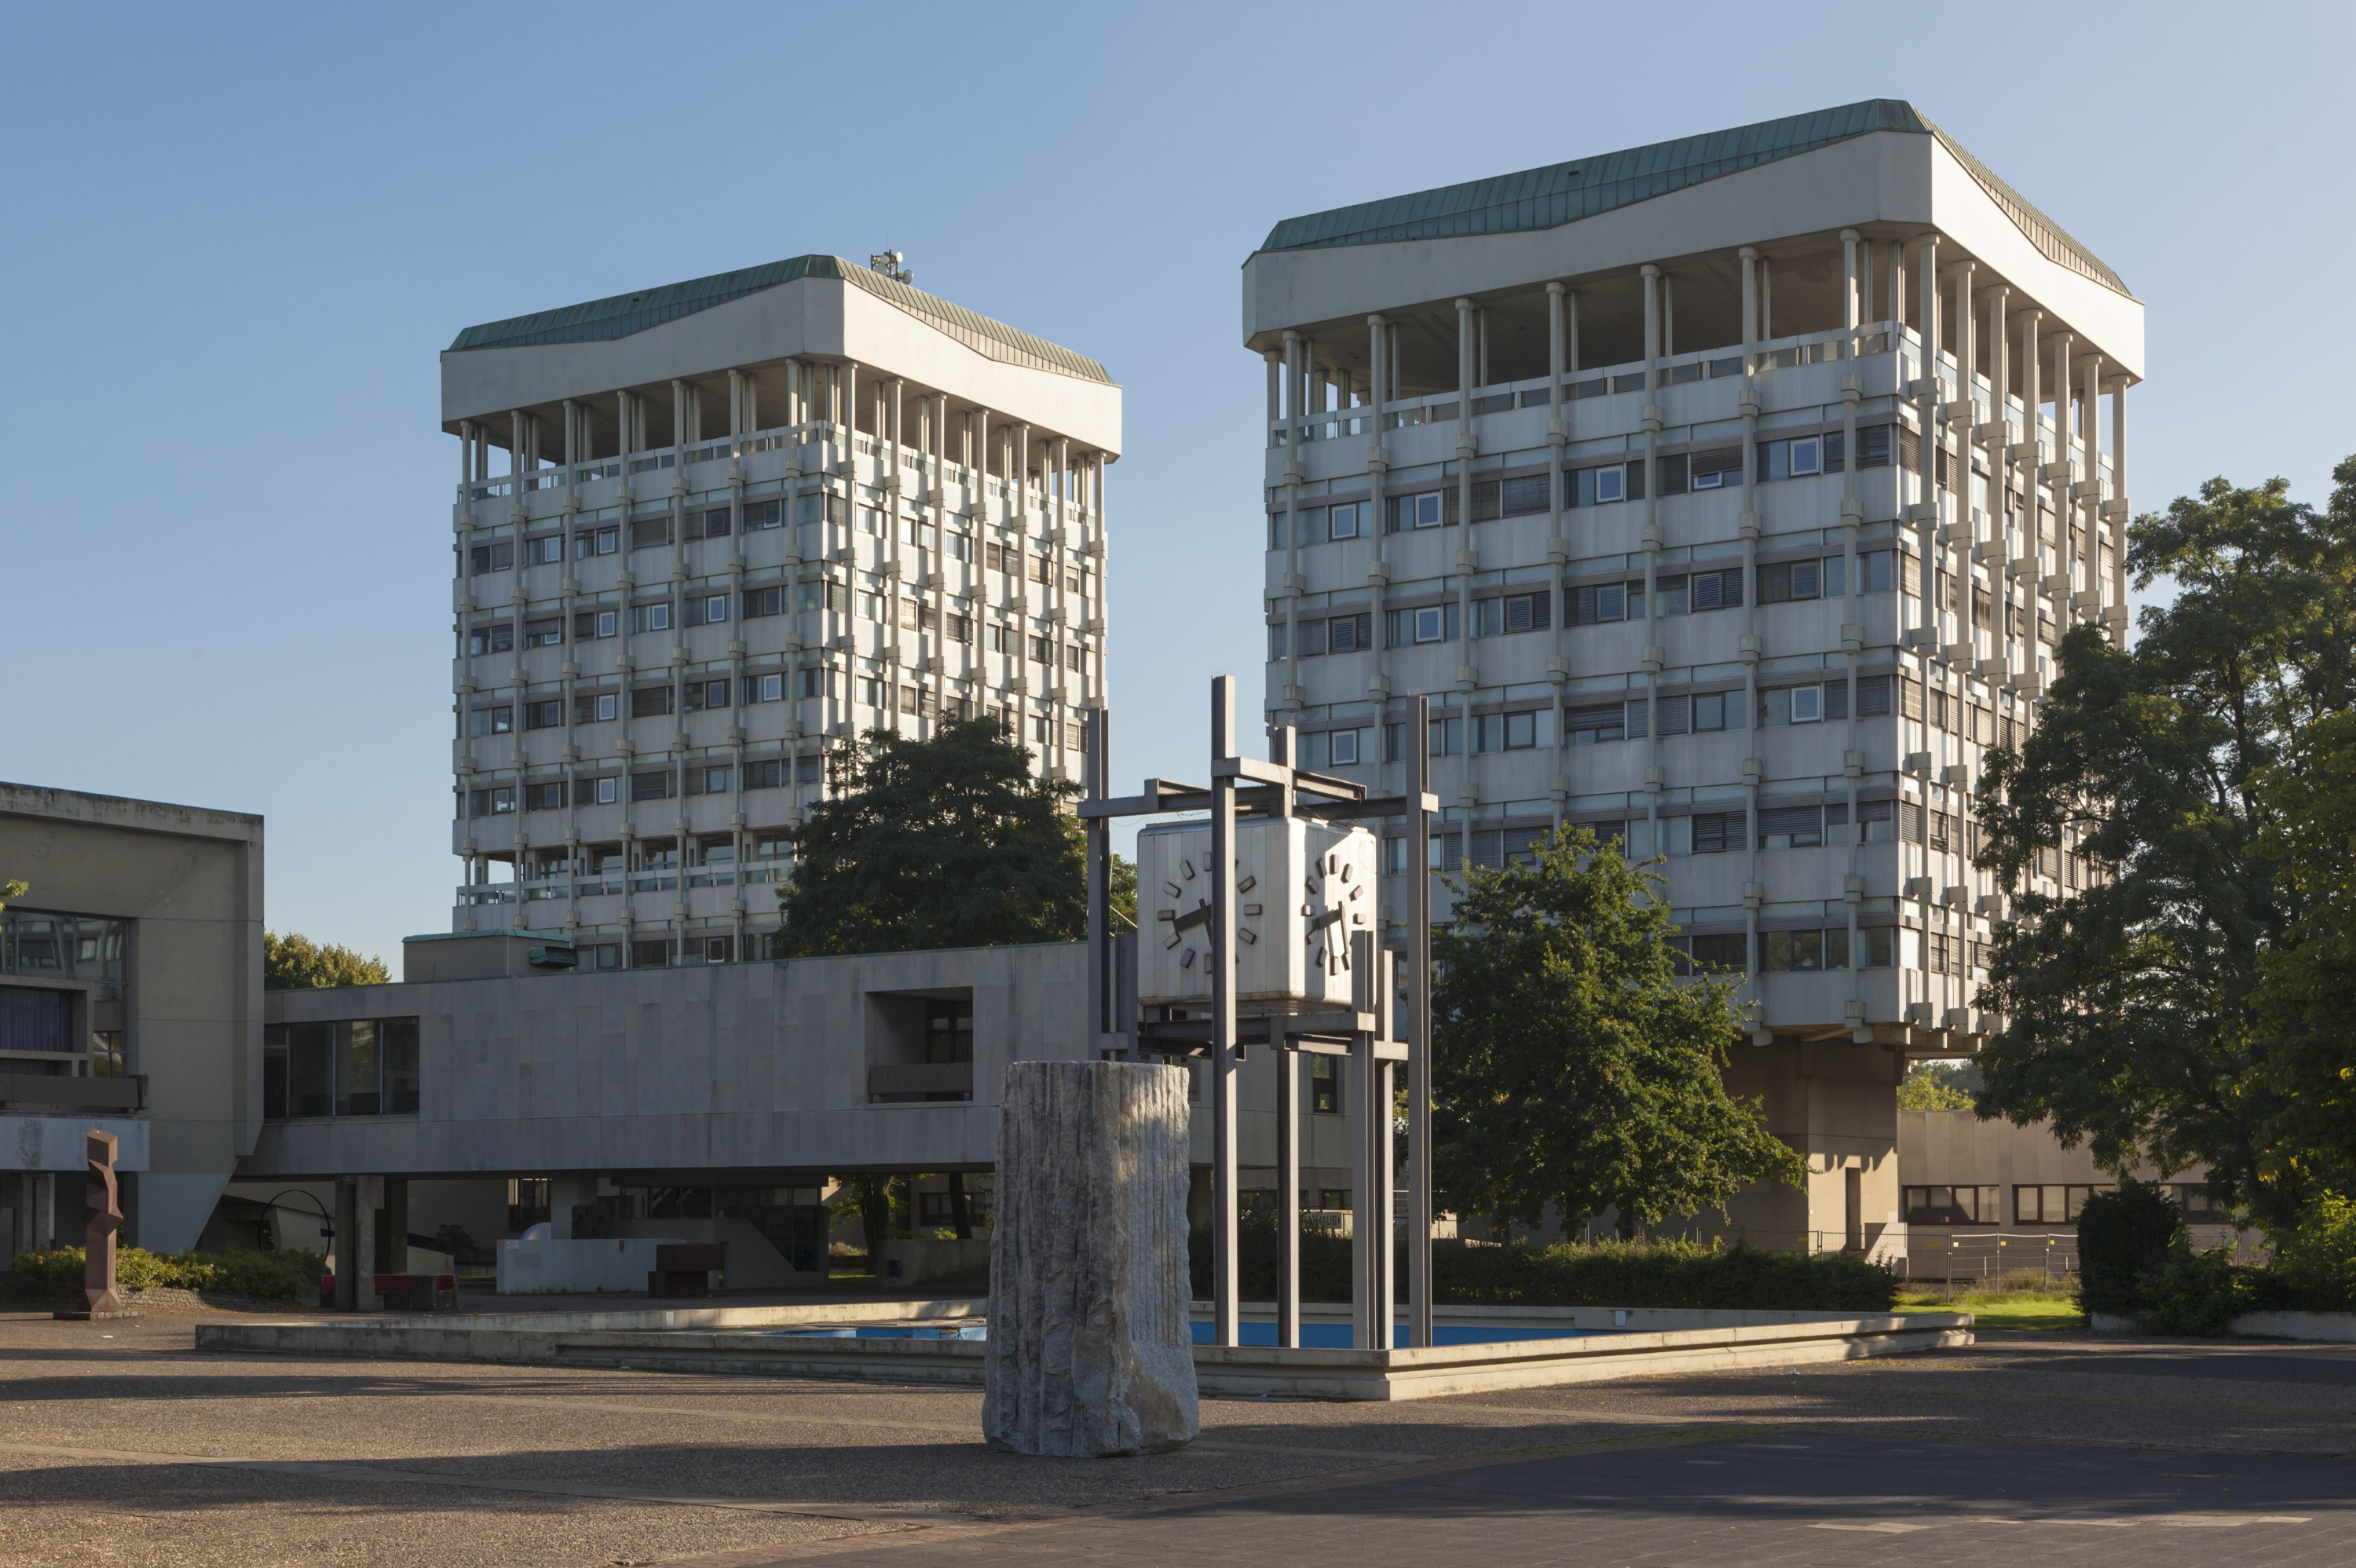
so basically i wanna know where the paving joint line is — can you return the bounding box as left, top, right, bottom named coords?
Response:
left=653, top=1423, right=1773, bottom=1564
left=0, top=1442, right=922, bottom=1526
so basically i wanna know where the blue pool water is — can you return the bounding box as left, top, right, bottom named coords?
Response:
left=777, top=1321, right=1601, bottom=1347
left=777, top=1324, right=987, bottom=1340
left=1191, top=1321, right=1601, bottom=1348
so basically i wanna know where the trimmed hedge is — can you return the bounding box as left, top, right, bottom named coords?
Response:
left=1427, top=1236, right=1896, bottom=1310
left=2073, top=1182, right=2182, bottom=1318
left=2072, top=1189, right=2356, bottom=1335
left=1191, top=1214, right=1895, bottom=1311
left=12, top=1246, right=320, bottom=1299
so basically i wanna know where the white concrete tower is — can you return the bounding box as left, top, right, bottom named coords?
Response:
left=1239, top=101, right=2142, bottom=1252
left=441, top=256, right=1121, bottom=967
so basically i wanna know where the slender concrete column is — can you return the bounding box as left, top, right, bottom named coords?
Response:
left=1264, top=351, right=1280, bottom=449
left=1985, top=283, right=2011, bottom=675
left=1909, top=236, right=1942, bottom=1030
left=1454, top=300, right=1477, bottom=752
left=1734, top=249, right=1765, bottom=1040
left=1060, top=433, right=1079, bottom=762
left=2082, top=350, right=2105, bottom=636
left=2017, top=312, right=2045, bottom=686
left=1640, top=264, right=1666, bottom=852
left=1836, top=232, right=1864, bottom=1031
left=1545, top=282, right=1570, bottom=828
left=2051, top=333, right=2074, bottom=614
left=1842, top=229, right=1860, bottom=342
left=1365, top=314, right=1392, bottom=790
left=1890, top=239, right=1905, bottom=341
left=1740, top=247, right=1758, bottom=350
left=933, top=391, right=953, bottom=720
left=1282, top=331, right=1304, bottom=722
left=1950, top=258, right=1976, bottom=663
left=2109, top=376, right=2131, bottom=647
left=1090, top=451, right=1109, bottom=707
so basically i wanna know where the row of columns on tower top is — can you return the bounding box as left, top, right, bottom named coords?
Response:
left=1263, top=234, right=2132, bottom=426
left=455, top=367, right=1099, bottom=497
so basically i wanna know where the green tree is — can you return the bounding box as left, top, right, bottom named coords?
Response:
left=1974, top=460, right=2356, bottom=1233
left=1896, top=1060, right=1980, bottom=1112
left=776, top=719, right=1088, bottom=956
left=0, top=879, right=26, bottom=910
left=2255, top=707, right=2356, bottom=1198
left=263, top=931, right=390, bottom=991
left=1430, top=825, right=1805, bottom=1240
left=1107, top=852, right=1138, bottom=933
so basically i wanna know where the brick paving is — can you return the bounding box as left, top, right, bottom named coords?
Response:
left=2, top=1311, right=2351, bottom=1568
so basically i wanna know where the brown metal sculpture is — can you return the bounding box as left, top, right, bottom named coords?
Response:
left=84, top=1129, right=122, bottom=1314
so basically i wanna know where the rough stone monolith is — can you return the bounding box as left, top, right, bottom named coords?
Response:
left=84, top=1129, right=123, bottom=1314
left=983, top=1060, right=1198, bottom=1457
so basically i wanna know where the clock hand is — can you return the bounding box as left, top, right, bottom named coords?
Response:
left=1172, top=903, right=1213, bottom=935
left=1307, top=907, right=1344, bottom=934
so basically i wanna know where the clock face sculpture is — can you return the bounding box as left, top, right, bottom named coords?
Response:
left=1158, top=855, right=1257, bottom=975
left=1134, top=819, right=1377, bottom=1007
left=1301, top=848, right=1369, bottom=978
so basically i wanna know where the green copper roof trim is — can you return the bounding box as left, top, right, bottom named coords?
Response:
left=448, top=255, right=1113, bottom=383
left=1257, top=100, right=2125, bottom=296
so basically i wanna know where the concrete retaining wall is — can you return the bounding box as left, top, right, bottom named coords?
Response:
left=2229, top=1310, right=2356, bottom=1342
left=196, top=1303, right=1970, bottom=1402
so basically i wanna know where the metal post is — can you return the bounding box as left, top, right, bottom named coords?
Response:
left=1276, top=1030, right=1300, bottom=1349
left=1376, top=944, right=1397, bottom=1347
left=1271, top=723, right=1301, bottom=1350
left=1209, top=676, right=1240, bottom=1347
left=1407, top=695, right=1434, bottom=1347
left=1085, top=709, right=1111, bottom=1044
left=1352, top=928, right=1377, bottom=1349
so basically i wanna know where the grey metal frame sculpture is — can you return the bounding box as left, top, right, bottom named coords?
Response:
left=1078, top=679, right=1436, bottom=1350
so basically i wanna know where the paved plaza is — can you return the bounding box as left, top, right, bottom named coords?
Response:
left=2, top=1310, right=2351, bottom=1566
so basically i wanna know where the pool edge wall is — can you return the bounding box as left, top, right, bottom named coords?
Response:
left=193, top=1309, right=1972, bottom=1402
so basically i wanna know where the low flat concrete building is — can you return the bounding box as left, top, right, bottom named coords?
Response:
left=244, top=933, right=1363, bottom=1296
left=1897, top=1107, right=2252, bottom=1281
left=1, top=782, right=264, bottom=1258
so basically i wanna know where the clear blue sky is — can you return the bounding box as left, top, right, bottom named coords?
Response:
left=4, top=2, right=2349, bottom=965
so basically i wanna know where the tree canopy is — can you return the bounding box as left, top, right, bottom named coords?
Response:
left=2255, top=706, right=2356, bottom=1197
left=1430, top=824, right=1805, bottom=1239
left=1896, top=1060, right=1979, bottom=1112
left=1974, top=457, right=2356, bottom=1231
left=775, top=718, right=1098, bottom=956
left=263, top=931, right=390, bottom=990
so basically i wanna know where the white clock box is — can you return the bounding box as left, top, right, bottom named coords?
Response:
left=1136, top=817, right=1378, bottom=1012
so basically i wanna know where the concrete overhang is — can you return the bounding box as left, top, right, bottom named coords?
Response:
left=442, top=269, right=1122, bottom=457
left=1242, top=126, right=2141, bottom=381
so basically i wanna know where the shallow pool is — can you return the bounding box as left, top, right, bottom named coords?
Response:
left=772, top=1321, right=1601, bottom=1347
left=775, top=1324, right=987, bottom=1340
left=1193, top=1321, right=1602, bottom=1349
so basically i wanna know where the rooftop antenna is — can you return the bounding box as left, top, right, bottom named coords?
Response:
left=868, top=249, right=913, bottom=286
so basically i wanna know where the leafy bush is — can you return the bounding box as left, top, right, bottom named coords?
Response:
left=2136, top=1244, right=2252, bottom=1336
left=2073, top=1181, right=2181, bottom=1317
left=1429, top=1236, right=1896, bottom=1311
left=2271, top=1192, right=2356, bottom=1310
left=11, top=1246, right=320, bottom=1299
left=1190, top=1214, right=1895, bottom=1311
